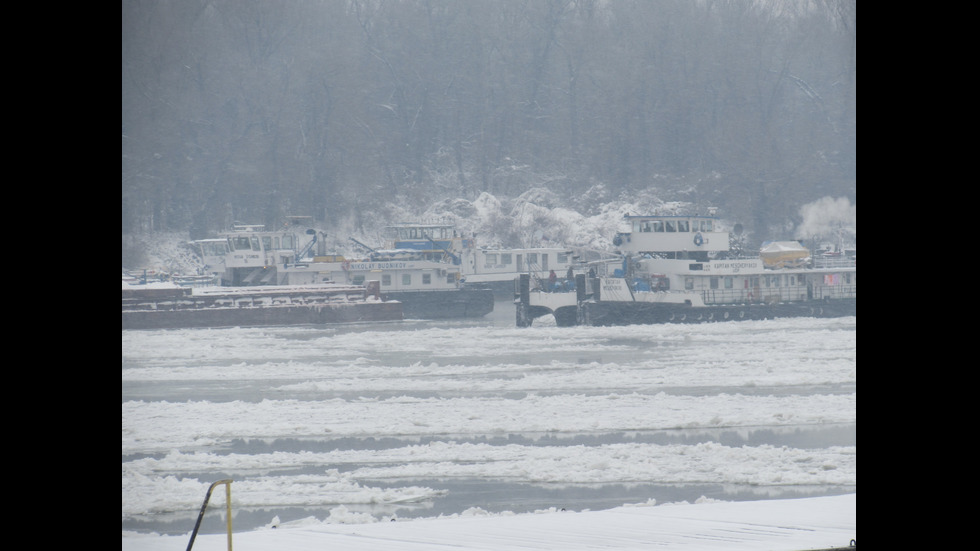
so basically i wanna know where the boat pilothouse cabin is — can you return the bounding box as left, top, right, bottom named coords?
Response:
left=614, top=214, right=729, bottom=261
left=379, top=221, right=472, bottom=263
left=378, top=221, right=578, bottom=296
left=196, top=224, right=312, bottom=286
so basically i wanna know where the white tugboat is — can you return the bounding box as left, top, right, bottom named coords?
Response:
left=515, top=212, right=855, bottom=327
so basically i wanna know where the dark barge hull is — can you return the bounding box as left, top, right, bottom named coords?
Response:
left=384, top=288, right=495, bottom=319
left=515, top=274, right=855, bottom=327
left=578, top=298, right=856, bottom=327
left=122, top=286, right=403, bottom=330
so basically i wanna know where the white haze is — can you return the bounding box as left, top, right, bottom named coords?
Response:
left=794, top=196, right=856, bottom=243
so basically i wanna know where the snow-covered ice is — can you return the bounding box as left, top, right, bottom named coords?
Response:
left=123, top=313, right=855, bottom=550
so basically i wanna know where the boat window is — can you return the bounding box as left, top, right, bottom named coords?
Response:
left=447, top=273, right=455, bottom=284
left=501, top=254, right=512, bottom=264
left=724, top=276, right=733, bottom=289
left=352, top=275, right=365, bottom=285
left=677, top=220, right=689, bottom=232
left=402, top=274, right=411, bottom=285
left=710, top=277, right=719, bottom=289
left=382, top=275, right=391, bottom=286
left=231, top=236, right=250, bottom=250
left=653, top=221, right=664, bottom=232
left=283, top=235, right=294, bottom=249
left=422, top=273, right=432, bottom=285
left=261, top=237, right=273, bottom=251
left=486, top=253, right=498, bottom=265
left=633, top=221, right=641, bottom=232
left=250, top=237, right=260, bottom=250
left=702, top=220, right=713, bottom=232
left=665, top=221, right=676, bottom=232
left=557, top=253, right=568, bottom=264
left=203, top=242, right=228, bottom=256
left=684, top=277, right=694, bottom=290
left=528, top=253, right=538, bottom=265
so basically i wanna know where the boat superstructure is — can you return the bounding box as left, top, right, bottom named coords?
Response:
left=516, top=212, right=855, bottom=327
left=196, top=224, right=314, bottom=286
left=376, top=221, right=579, bottom=297
left=193, top=222, right=494, bottom=319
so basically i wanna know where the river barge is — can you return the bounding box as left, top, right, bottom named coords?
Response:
left=122, top=281, right=402, bottom=330
left=515, top=212, right=855, bottom=327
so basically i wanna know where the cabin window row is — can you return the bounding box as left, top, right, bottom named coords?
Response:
left=228, top=235, right=296, bottom=252
left=394, top=227, right=454, bottom=239
left=484, top=252, right=570, bottom=265
left=199, top=242, right=230, bottom=256
left=633, top=219, right=714, bottom=233
left=378, top=273, right=453, bottom=286
left=690, top=273, right=849, bottom=290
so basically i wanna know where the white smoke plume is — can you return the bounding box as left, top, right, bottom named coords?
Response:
left=794, top=197, right=856, bottom=242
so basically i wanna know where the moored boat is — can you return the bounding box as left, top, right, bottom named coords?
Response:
left=378, top=221, right=581, bottom=298
left=515, top=212, right=855, bottom=327
left=193, top=223, right=493, bottom=320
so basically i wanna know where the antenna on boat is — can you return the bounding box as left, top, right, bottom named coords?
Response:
left=349, top=237, right=378, bottom=255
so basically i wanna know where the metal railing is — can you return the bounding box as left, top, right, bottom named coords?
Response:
left=186, top=479, right=233, bottom=551
left=698, top=284, right=856, bottom=305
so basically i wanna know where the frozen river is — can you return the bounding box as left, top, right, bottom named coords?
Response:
left=122, top=300, right=855, bottom=536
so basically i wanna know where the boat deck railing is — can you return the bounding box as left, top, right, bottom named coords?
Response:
left=699, top=284, right=856, bottom=305
left=811, top=256, right=856, bottom=269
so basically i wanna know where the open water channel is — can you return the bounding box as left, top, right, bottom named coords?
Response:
left=122, top=299, right=856, bottom=536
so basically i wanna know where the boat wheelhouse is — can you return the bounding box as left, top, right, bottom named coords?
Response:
left=195, top=224, right=313, bottom=286
left=373, top=221, right=580, bottom=297
left=379, top=221, right=471, bottom=263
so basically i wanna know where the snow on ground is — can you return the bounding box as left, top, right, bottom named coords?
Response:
left=122, top=493, right=855, bottom=551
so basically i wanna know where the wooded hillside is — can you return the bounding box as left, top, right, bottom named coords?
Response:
left=122, top=0, right=855, bottom=242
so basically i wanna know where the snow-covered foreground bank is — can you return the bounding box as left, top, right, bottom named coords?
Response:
left=122, top=493, right=855, bottom=551
left=123, top=314, right=855, bottom=546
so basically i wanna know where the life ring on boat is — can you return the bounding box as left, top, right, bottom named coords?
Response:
left=693, top=232, right=704, bottom=246
left=342, top=260, right=351, bottom=271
